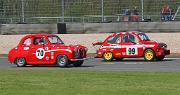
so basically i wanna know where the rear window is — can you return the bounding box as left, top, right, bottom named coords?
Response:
left=107, top=35, right=121, bottom=44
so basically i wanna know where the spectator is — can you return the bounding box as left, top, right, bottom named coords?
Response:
left=131, top=6, right=140, bottom=22
left=161, top=4, right=174, bottom=21
left=123, top=9, right=131, bottom=21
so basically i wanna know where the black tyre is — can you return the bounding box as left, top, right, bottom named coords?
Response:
left=156, top=56, right=165, bottom=61
left=72, top=60, right=84, bottom=67
left=56, top=55, right=69, bottom=67
left=144, top=49, right=155, bottom=61
left=15, top=58, right=26, bottom=67
left=103, top=52, right=113, bottom=61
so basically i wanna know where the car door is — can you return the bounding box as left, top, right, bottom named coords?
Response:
left=121, top=34, right=140, bottom=58
left=28, top=37, right=51, bottom=64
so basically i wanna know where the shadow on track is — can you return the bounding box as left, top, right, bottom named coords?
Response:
left=16, top=64, right=95, bottom=68
left=101, top=59, right=174, bottom=62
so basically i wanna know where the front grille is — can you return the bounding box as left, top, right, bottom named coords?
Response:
left=78, top=48, right=86, bottom=58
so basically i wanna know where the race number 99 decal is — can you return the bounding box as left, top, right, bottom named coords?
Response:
left=126, top=47, right=138, bottom=55
left=36, top=48, right=45, bottom=59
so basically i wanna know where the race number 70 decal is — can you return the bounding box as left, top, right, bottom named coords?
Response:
left=126, top=47, right=138, bottom=55
left=36, top=48, right=45, bottom=59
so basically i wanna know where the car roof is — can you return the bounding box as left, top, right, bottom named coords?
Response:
left=113, top=31, right=143, bottom=35
left=25, top=34, right=57, bottom=38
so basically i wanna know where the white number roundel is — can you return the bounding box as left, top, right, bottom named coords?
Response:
left=126, top=47, right=138, bottom=55
left=36, top=48, right=45, bottom=59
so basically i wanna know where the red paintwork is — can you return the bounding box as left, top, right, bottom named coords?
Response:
left=93, top=31, right=170, bottom=59
left=8, top=34, right=87, bottom=65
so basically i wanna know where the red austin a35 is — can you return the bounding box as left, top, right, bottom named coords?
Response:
left=8, top=34, right=87, bottom=67
left=93, top=31, right=170, bottom=61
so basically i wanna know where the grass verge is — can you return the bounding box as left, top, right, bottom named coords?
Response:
left=1, top=69, right=180, bottom=95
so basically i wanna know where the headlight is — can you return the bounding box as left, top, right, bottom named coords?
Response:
left=159, top=43, right=167, bottom=48
left=84, top=47, right=88, bottom=51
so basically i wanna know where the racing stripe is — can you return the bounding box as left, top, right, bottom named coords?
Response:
left=100, top=44, right=155, bottom=49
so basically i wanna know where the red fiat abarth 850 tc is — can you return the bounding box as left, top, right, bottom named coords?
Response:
left=93, top=31, right=170, bottom=61
left=8, top=34, right=87, bottom=67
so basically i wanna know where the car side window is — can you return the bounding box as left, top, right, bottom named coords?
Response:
left=129, top=34, right=135, bottom=42
left=123, top=34, right=138, bottom=43
left=115, top=36, right=121, bottom=43
left=107, top=35, right=121, bottom=44
left=129, top=34, right=138, bottom=43
left=33, top=37, right=47, bottom=45
left=23, top=38, right=31, bottom=46
left=122, top=35, right=129, bottom=42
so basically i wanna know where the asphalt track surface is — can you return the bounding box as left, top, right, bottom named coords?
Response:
left=1, top=57, right=180, bottom=71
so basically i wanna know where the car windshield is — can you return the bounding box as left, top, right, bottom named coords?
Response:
left=48, top=36, right=64, bottom=44
left=138, top=33, right=150, bottom=41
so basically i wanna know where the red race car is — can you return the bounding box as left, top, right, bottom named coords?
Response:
left=8, top=34, right=87, bottom=67
left=93, top=31, right=170, bottom=61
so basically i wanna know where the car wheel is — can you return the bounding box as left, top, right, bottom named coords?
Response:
left=156, top=56, right=165, bottom=61
left=103, top=52, right=113, bottom=61
left=15, top=58, right=26, bottom=67
left=56, top=55, right=69, bottom=67
left=115, top=58, right=124, bottom=61
left=144, top=49, right=155, bottom=61
left=72, top=60, right=84, bottom=67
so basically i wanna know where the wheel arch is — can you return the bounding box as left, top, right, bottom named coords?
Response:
left=14, top=57, right=27, bottom=64
left=55, top=53, right=69, bottom=61
left=143, top=48, right=155, bottom=54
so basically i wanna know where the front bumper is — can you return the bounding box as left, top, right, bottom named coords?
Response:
left=165, top=50, right=170, bottom=55
left=70, top=58, right=88, bottom=61
left=157, top=49, right=170, bottom=56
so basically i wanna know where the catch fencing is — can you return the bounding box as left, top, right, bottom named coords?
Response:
left=0, top=0, right=179, bottom=24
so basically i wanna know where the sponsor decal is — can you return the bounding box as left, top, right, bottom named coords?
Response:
left=122, top=52, right=126, bottom=55
left=116, top=53, right=121, bottom=56
left=45, top=47, right=49, bottom=51
left=46, top=56, right=49, bottom=60
left=24, top=47, right=29, bottom=50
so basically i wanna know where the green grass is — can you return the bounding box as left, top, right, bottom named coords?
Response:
left=1, top=69, right=180, bottom=95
